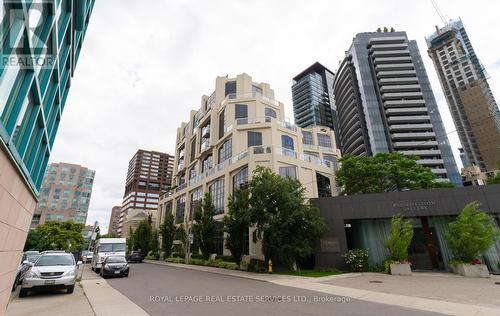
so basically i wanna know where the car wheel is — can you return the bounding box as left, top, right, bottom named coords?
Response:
left=19, top=289, right=28, bottom=298
left=66, top=285, right=74, bottom=294
left=124, top=273, right=129, bottom=277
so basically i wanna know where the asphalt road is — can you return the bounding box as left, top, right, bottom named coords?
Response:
left=103, top=262, right=444, bottom=316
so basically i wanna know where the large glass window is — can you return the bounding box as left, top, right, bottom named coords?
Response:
left=302, top=131, right=313, bottom=145
left=247, top=131, right=262, bottom=148
left=281, top=135, right=294, bottom=150
left=190, top=187, right=203, bottom=218
left=316, top=172, right=332, bottom=197
left=317, top=133, right=332, bottom=148
left=218, top=110, right=225, bottom=139
left=202, top=154, right=213, bottom=173
left=265, top=108, right=276, bottom=119
left=209, top=178, right=224, bottom=214
left=190, top=138, right=196, bottom=162
left=214, top=222, right=224, bottom=255
left=279, top=166, right=297, bottom=179
left=218, top=138, right=232, bottom=163
left=175, top=195, right=186, bottom=224
left=233, top=166, right=248, bottom=191
left=323, top=154, right=339, bottom=173
left=225, top=81, right=236, bottom=97
left=235, top=104, right=248, bottom=122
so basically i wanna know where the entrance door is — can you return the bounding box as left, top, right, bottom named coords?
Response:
left=408, top=217, right=443, bottom=270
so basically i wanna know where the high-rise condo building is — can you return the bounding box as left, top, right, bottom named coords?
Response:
left=157, top=73, right=340, bottom=260
left=332, top=30, right=461, bottom=185
left=426, top=19, right=500, bottom=172
left=292, top=62, right=337, bottom=134
left=0, top=1, right=94, bottom=310
left=118, top=150, right=173, bottom=237
left=107, top=206, right=121, bottom=235
left=30, top=162, right=95, bottom=229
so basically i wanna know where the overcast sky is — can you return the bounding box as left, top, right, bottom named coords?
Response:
left=49, top=0, right=500, bottom=233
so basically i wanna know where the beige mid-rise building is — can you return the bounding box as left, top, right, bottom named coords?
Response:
left=157, top=73, right=340, bottom=259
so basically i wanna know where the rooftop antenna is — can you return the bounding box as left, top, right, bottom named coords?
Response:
left=430, top=0, right=447, bottom=26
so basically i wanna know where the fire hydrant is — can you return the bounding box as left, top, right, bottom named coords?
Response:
left=268, top=259, right=273, bottom=273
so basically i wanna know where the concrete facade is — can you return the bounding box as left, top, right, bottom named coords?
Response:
left=0, top=144, right=37, bottom=312
left=157, top=73, right=340, bottom=259
left=30, top=162, right=95, bottom=229
left=118, top=150, right=173, bottom=236
left=313, top=185, right=500, bottom=271
left=426, top=19, right=500, bottom=172
left=107, top=206, right=121, bottom=235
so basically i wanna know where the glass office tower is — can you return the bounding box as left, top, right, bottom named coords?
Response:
left=0, top=1, right=94, bottom=311
left=333, top=31, right=461, bottom=185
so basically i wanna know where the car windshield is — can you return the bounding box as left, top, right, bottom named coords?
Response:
left=35, top=255, right=75, bottom=266
left=106, top=257, right=127, bottom=263
left=99, top=243, right=126, bottom=252
left=27, top=255, right=41, bottom=263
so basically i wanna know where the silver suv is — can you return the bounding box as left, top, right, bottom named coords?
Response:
left=20, top=252, right=81, bottom=297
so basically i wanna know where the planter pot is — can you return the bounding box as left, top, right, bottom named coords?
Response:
left=390, top=263, right=412, bottom=276
left=452, top=263, right=489, bottom=278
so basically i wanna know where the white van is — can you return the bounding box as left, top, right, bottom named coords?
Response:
left=91, top=238, right=126, bottom=272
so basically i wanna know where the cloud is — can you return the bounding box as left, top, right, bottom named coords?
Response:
left=49, top=0, right=500, bottom=232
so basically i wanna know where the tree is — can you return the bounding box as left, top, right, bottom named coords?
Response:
left=159, top=214, right=175, bottom=258
left=487, top=173, right=500, bottom=185
left=387, top=215, right=414, bottom=262
left=174, top=224, right=187, bottom=254
left=193, top=193, right=216, bottom=260
left=383, top=26, right=388, bottom=32
left=446, top=201, right=500, bottom=263
left=134, top=216, right=153, bottom=256
left=100, top=233, right=119, bottom=238
left=376, top=27, right=382, bottom=32
left=151, top=229, right=160, bottom=259
left=336, top=153, right=442, bottom=195
left=24, top=230, right=41, bottom=251
left=248, top=166, right=327, bottom=270
left=34, top=221, right=85, bottom=251
left=223, top=188, right=250, bottom=266
left=126, top=227, right=134, bottom=252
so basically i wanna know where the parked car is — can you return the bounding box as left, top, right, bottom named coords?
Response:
left=12, top=253, right=41, bottom=291
left=127, top=251, right=143, bottom=263
left=22, top=251, right=39, bottom=261
left=19, top=252, right=81, bottom=297
left=100, top=256, right=129, bottom=278
left=81, top=250, right=92, bottom=263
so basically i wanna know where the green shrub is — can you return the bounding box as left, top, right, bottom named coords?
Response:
left=171, top=252, right=185, bottom=258
left=215, top=255, right=235, bottom=262
left=383, top=259, right=399, bottom=274
left=343, top=249, right=369, bottom=272
left=165, top=257, right=185, bottom=264
left=189, top=258, right=204, bottom=265
left=387, top=215, right=414, bottom=262
left=247, top=259, right=267, bottom=272
left=144, top=255, right=156, bottom=260
left=447, top=201, right=500, bottom=263
left=240, top=261, right=248, bottom=270
left=367, top=264, right=384, bottom=273
left=218, top=261, right=239, bottom=270
left=190, top=253, right=204, bottom=260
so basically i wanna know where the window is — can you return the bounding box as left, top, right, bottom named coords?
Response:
left=190, top=187, right=203, bottom=218
left=317, top=134, right=332, bottom=148
left=209, top=179, right=224, bottom=214
left=247, top=131, right=262, bottom=147
left=323, top=154, right=339, bottom=173
left=225, top=81, right=236, bottom=97
left=233, top=166, right=248, bottom=191
left=190, top=138, right=196, bottom=162
left=175, top=195, right=186, bottom=224
left=218, top=110, right=225, bottom=139
left=235, top=104, right=248, bottom=122
left=218, top=139, right=232, bottom=163
left=214, top=222, right=224, bottom=255
left=281, top=135, right=294, bottom=150
left=279, top=166, right=297, bottom=179
left=265, top=108, right=276, bottom=120
left=252, top=84, right=262, bottom=94
left=202, top=155, right=213, bottom=173
left=302, top=131, right=313, bottom=145
left=316, top=173, right=332, bottom=197
left=148, top=182, right=160, bottom=191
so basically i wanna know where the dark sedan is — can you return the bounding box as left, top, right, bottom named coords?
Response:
left=127, top=251, right=143, bottom=263
left=100, top=256, right=129, bottom=278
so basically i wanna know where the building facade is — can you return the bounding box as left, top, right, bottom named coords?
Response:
left=107, top=205, right=121, bottom=235
left=426, top=19, right=500, bottom=172
left=313, top=185, right=500, bottom=273
left=118, top=150, right=173, bottom=237
left=30, top=162, right=95, bottom=229
left=0, top=0, right=94, bottom=310
left=157, top=73, right=340, bottom=260
left=292, top=62, right=337, bottom=134
left=332, top=31, right=461, bottom=185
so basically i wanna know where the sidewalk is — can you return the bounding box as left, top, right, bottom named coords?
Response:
left=147, top=260, right=500, bottom=316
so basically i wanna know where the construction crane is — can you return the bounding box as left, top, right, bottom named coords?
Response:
left=430, top=0, right=447, bottom=25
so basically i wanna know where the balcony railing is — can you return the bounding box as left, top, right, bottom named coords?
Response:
left=235, top=116, right=298, bottom=132
left=200, top=139, right=210, bottom=152
left=303, top=144, right=335, bottom=153
left=167, top=145, right=333, bottom=196
left=222, top=92, right=280, bottom=107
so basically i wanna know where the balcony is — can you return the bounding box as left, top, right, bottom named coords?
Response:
left=221, top=92, right=280, bottom=107
left=235, top=116, right=298, bottom=132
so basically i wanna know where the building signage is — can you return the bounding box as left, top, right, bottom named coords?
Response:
left=320, top=238, right=340, bottom=253
left=392, top=200, right=436, bottom=212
